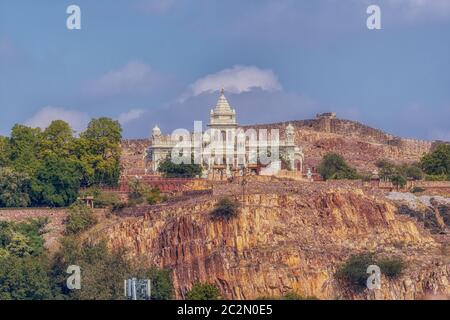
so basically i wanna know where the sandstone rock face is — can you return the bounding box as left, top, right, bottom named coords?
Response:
left=100, top=183, right=450, bottom=300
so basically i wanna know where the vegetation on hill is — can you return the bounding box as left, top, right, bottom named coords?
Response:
left=0, top=218, right=47, bottom=258
left=211, top=197, right=240, bottom=220
left=185, top=282, right=221, bottom=300
left=318, top=153, right=359, bottom=180
left=128, top=178, right=165, bottom=206
left=0, top=218, right=174, bottom=300
left=52, top=239, right=172, bottom=300
left=0, top=219, right=53, bottom=300
left=0, top=118, right=122, bottom=208
left=257, top=292, right=319, bottom=300
left=374, top=145, right=450, bottom=184
left=158, top=155, right=202, bottom=178
left=421, top=144, right=450, bottom=180
left=64, top=202, right=98, bottom=235
left=335, top=253, right=405, bottom=291
left=376, top=159, right=423, bottom=181
left=0, top=167, right=31, bottom=207
left=79, top=187, right=122, bottom=209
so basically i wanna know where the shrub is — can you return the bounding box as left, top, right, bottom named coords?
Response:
left=0, top=167, right=31, bottom=208
left=410, top=186, right=425, bottom=193
left=146, top=188, right=163, bottom=205
left=421, top=144, right=450, bottom=177
left=402, top=164, right=424, bottom=180
left=158, top=155, right=202, bottom=178
left=256, top=292, right=319, bottom=300
left=0, top=255, right=53, bottom=300
left=335, top=253, right=406, bottom=291
left=0, top=218, right=47, bottom=257
left=391, top=174, right=407, bottom=189
left=128, top=180, right=164, bottom=206
left=318, top=153, right=359, bottom=180
left=185, top=282, right=221, bottom=300
left=65, top=202, right=97, bottom=235
left=51, top=238, right=174, bottom=300
left=283, top=292, right=319, bottom=300
left=211, top=197, right=240, bottom=220
left=377, top=256, right=405, bottom=279
left=425, top=174, right=448, bottom=181
left=335, top=253, right=376, bottom=290
left=95, top=191, right=120, bottom=208
left=137, top=267, right=174, bottom=300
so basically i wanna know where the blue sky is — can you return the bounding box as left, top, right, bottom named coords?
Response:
left=0, top=0, right=449, bottom=140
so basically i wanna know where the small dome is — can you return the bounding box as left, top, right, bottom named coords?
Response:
left=286, top=123, right=294, bottom=132
left=152, top=125, right=161, bottom=136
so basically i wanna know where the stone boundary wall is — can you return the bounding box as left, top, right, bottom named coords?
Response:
left=243, top=118, right=436, bottom=153
left=377, top=180, right=450, bottom=190
left=0, top=208, right=68, bottom=251
left=0, top=208, right=67, bottom=222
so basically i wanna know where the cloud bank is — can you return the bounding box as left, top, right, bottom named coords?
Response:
left=25, top=107, right=90, bottom=133
left=84, top=61, right=160, bottom=97
left=117, top=109, right=146, bottom=125
left=183, top=65, right=282, bottom=101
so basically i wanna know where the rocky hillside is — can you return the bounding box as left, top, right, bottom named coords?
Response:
left=122, top=116, right=446, bottom=174
left=95, top=180, right=450, bottom=300
left=244, top=116, right=441, bottom=173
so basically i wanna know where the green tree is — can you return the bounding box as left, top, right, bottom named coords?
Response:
left=6, top=233, right=33, bottom=258
left=52, top=239, right=173, bottom=300
left=401, top=164, right=423, bottom=181
left=391, top=174, right=407, bottom=190
left=0, top=255, right=53, bottom=300
left=31, top=155, right=82, bottom=207
left=138, top=267, right=174, bottom=300
left=8, top=124, right=42, bottom=176
left=52, top=239, right=129, bottom=300
left=318, top=153, right=359, bottom=180
left=376, top=159, right=397, bottom=180
left=185, top=282, right=221, bottom=300
left=0, top=219, right=47, bottom=257
left=40, top=120, right=75, bottom=158
left=158, top=156, right=202, bottom=178
left=421, top=144, right=450, bottom=178
left=0, top=167, right=31, bottom=207
left=65, top=202, right=97, bottom=235
left=0, top=136, right=9, bottom=166
left=78, top=118, right=122, bottom=187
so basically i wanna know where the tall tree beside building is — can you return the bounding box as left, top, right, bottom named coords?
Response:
left=78, top=118, right=122, bottom=187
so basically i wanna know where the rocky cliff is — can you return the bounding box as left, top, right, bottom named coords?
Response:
left=97, top=182, right=450, bottom=300
left=245, top=117, right=437, bottom=172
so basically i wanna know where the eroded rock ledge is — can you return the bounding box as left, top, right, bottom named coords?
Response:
left=97, top=183, right=449, bottom=299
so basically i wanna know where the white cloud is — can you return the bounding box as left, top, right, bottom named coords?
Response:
left=185, top=65, right=282, bottom=99
left=84, top=61, right=159, bottom=97
left=117, top=109, right=146, bottom=125
left=25, top=107, right=89, bottom=133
